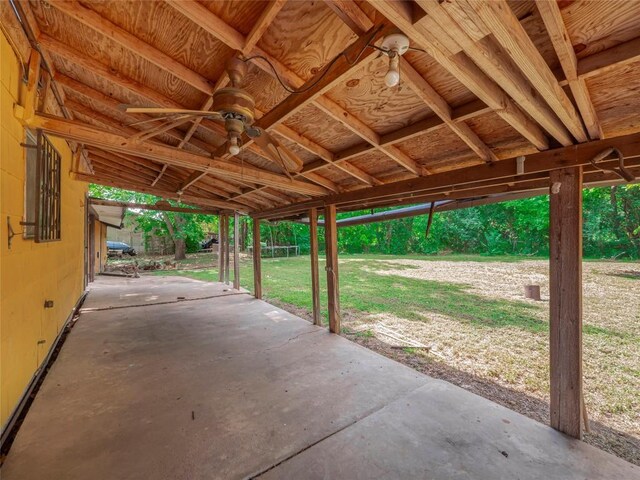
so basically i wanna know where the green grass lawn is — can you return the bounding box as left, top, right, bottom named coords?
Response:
left=153, top=254, right=618, bottom=336
left=155, top=255, right=529, bottom=326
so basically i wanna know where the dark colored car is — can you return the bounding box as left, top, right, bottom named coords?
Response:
left=201, top=237, right=219, bottom=249
left=107, top=241, right=137, bottom=256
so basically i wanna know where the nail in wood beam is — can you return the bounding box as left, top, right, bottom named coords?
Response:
left=252, top=218, right=262, bottom=299
left=324, top=205, right=340, bottom=333
left=549, top=166, right=583, bottom=439
left=309, top=207, right=322, bottom=326
left=233, top=212, right=240, bottom=290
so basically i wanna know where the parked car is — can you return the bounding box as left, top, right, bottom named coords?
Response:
left=107, top=241, right=137, bottom=256
left=200, top=237, right=219, bottom=250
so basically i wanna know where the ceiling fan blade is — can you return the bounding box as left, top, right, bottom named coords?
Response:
left=127, top=113, right=200, bottom=127
left=124, top=106, right=223, bottom=119
left=248, top=127, right=304, bottom=173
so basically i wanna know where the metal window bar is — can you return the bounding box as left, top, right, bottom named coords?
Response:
left=35, top=130, right=61, bottom=242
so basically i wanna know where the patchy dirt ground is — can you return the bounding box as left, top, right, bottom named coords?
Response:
left=340, top=258, right=640, bottom=465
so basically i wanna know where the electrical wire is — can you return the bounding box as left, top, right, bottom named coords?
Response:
left=243, top=24, right=384, bottom=94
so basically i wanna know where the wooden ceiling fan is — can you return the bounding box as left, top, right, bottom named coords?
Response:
left=123, top=54, right=303, bottom=174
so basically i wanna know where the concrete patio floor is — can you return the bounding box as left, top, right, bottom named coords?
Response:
left=2, top=276, right=638, bottom=479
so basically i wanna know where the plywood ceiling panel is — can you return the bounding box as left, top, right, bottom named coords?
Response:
left=199, top=0, right=266, bottom=36
left=284, top=104, right=363, bottom=152
left=403, top=51, right=477, bottom=109
left=31, top=3, right=205, bottom=108
left=258, top=0, right=357, bottom=82
left=326, top=56, right=433, bottom=136
left=400, top=125, right=476, bottom=167
left=587, top=59, right=640, bottom=138
left=74, top=0, right=232, bottom=83
left=350, top=150, right=406, bottom=177
left=561, top=0, right=640, bottom=59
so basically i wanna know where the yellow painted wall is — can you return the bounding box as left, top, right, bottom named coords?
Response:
left=1, top=30, right=88, bottom=430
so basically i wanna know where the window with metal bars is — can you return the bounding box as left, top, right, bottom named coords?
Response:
left=24, top=130, right=62, bottom=242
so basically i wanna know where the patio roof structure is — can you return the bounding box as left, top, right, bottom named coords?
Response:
left=2, top=0, right=640, bottom=451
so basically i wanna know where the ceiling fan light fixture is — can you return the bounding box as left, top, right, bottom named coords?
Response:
left=228, top=134, right=241, bottom=156
left=385, top=53, right=400, bottom=87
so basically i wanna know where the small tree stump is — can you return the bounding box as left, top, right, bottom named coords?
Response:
left=524, top=284, right=541, bottom=301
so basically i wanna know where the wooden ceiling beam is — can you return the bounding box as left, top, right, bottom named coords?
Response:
left=74, top=171, right=242, bottom=211
left=576, top=36, right=640, bottom=81
left=164, top=0, right=245, bottom=51
left=299, top=172, right=341, bottom=193
left=254, top=131, right=640, bottom=218
left=368, top=0, right=549, bottom=150
left=323, top=0, right=374, bottom=35
left=466, top=0, right=588, bottom=142
left=29, top=114, right=329, bottom=196
left=89, top=158, right=176, bottom=193
left=90, top=149, right=164, bottom=178
left=163, top=3, right=392, bottom=185
left=537, top=0, right=602, bottom=140
left=415, top=0, right=574, bottom=147
left=98, top=151, right=260, bottom=209
left=244, top=0, right=288, bottom=52
left=89, top=198, right=219, bottom=215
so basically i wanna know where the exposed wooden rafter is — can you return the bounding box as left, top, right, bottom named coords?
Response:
left=48, top=0, right=350, bottom=195
left=29, top=113, right=329, bottom=197
left=536, top=0, right=602, bottom=140
left=415, top=0, right=575, bottom=147
left=466, top=0, right=588, bottom=142
left=367, top=0, right=550, bottom=150
left=254, top=131, right=640, bottom=218
left=166, top=1, right=417, bottom=179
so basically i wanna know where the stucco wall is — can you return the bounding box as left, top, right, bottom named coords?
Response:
left=1, top=31, right=88, bottom=430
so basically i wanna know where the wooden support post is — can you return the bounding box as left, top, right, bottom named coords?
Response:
left=252, top=218, right=262, bottom=299
left=324, top=205, right=340, bottom=333
left=549, top=166, right=583, bottom=439
left=309, top=208, right=322, bottom=326
left=233, top=211, right=240, bottom=290
left=224, top=215, right=230, bottom=285
left=218, top=214, right=225, bottom=283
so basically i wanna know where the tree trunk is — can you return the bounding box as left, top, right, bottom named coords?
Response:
left=174, top=238, right=186, bottom=261
left=162, top=213, right=187, bottom=261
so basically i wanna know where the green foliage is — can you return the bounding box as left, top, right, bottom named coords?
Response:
left=256, top=185, right=640, bottom=260
left=91, top=183, right=640, bottom=260
left=89, top=185, right=216, bottom=254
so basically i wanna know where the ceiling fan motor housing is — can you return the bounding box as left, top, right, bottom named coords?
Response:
left=212, top=87, right=255, bottom=125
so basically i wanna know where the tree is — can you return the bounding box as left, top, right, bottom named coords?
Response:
left=88, top=185, right=216, bottom=260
